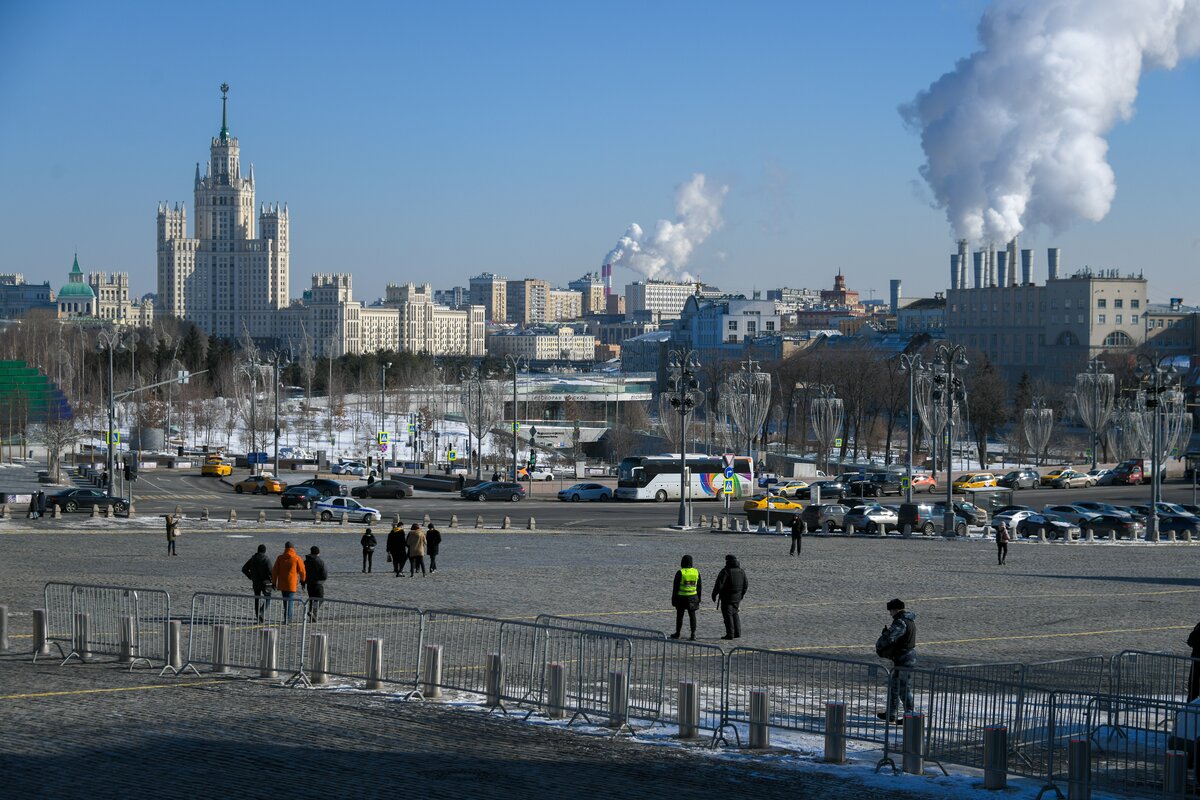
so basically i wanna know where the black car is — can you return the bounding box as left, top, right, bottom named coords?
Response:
left=48, top=488, right=128, bottom=514
left=461, top=481, right=525, bottom=502
left=295, top=478, right=349, bottom=497
left=797, top=479, right=847, bottom=501
left=1128, top=505, right=1200, bottom=536
left=998, top=469, right=1040, bottom=490
left=1016, top=513, right=1079, bottom=539
left=280, top=486, right=325, bottom=509
left=845, top=473, right=903, bottom=497
left=351, top=479, right=415, bottom=499
left=935, top=500, right=988, bottom=526
left=1085, top=514, right=1145, bottom=540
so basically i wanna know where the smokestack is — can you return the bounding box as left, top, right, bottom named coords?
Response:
left=957, top=239, right=969, bottom=290
left=996, top=251, right=1009, bottom=288
left=601, top=263, right=613, bottom=297
left=1047, top=247, right=1061, bottom=281
left=1021, top=249, right=1033, bottom=285
left=950, top=254, right=960, bottom=290
left=973, top=251, right=984, bottom=289
left=890, top=279, right=902, bottom=314
left=1007, top=237, right=1018, bottom=285
left=988, top=246, right=997, bottom=287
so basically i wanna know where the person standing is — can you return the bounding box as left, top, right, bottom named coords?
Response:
left=304, top=546, right=327, bottom=622
left=712, top=554, right=748, bottom=640
left=406, top=523, right=427, bottom=577
left=669, top=555, right=701, bottom=640
left=241, top=544, right=273, bottom=622
left=27, top=493, right=38, bottom=520
left=361, top=528, right=378, bottom=573
left=271, top=542, right=306, bottom=623
left=789, top=515, right=804, bottom=556
left=1188, top=620, right=1200, bottom=702
left=165, top=514, right=180, bottom=556
left=876, top=598, right=917, bottom=723
left=386, top=521, right=407, bottom=577
left=426, top=524, right=442, bottom=573
left=995, top=521, right=1010, bottom=566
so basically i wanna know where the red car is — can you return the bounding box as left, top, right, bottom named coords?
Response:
left=910, top=473, right=937, bottom=493
left=1111, top=462, right=1143, bottom=485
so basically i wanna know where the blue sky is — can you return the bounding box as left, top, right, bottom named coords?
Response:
left=1, top=0, right=1197, bottom=304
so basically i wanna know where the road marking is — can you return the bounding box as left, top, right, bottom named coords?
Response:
left=0, top=679, right=228, bottom=700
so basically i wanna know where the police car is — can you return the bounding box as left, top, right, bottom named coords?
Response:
left=313, top=496, right=381, bottom=523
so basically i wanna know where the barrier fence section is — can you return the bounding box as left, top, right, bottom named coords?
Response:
left=533, top=615, right=664, bottom=640
left=572, top=631, right=633, bottom=723
left=421, top=610, right=505, bottom=697
left=657, top=640, right=728, bottom=733
left=186, top=592, right=306, bottom=675
left=41, top=582, right=172, bottom=665
left=305, top=599, right=423, bottom=689
left=42, top=582, right=76, bottom=653
left=915, top=668, right=1026, bottom=776
left=1083, top=693, right=1197, bottom=798
left=724, top=647, right=891, bottom=745
left=1113, top=650, right=1199, bottom=704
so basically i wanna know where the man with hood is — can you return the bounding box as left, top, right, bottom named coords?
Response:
left=386, top=520, right=408, bottom=577
left=670, top=554, right=702, bottom=640
left=241, top=544, right=273, bottom=622
left=712, top=554, right=748, bottom=640
left=303, top=546, right=328, bottom=622
left=876, top=598, right=917, bottom=723
left=271, top=542, right=306, bottom=623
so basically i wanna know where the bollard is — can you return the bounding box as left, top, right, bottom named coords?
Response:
left=502, top=515, right=511, bottom=530
left=309, top=632, right=329, bottom=685
left=258, top=628, right=278, bottom=679
left=127, top=503, right=135, bottom=517
left=677, top=680, right=700, bottom=740
left=52, top=504, right=61, bottom=519
left=73, top=612, right=91, bottom=661
left=449, top=514, right=458, bottom=528
left=423, top=513, right=431, bottom=527
left=313, top=509, right=320, bottom=524
left=211, top=624, right=230, bottom=674
left=119, top=615, right=135, bottom=663
left=699, top=514, right=707, bottom=527
left=718, top=516, right=726, bottom=531
left=757, top=521, right=767, bottom=533
left=1168, top=529, right=1178, bottom=543
left=902, top=713, right=925, bottom=775
left=105, top=503, right=113, bottom=518
left=983, top=725, right=1008, bottom=790
left=608, top=671, right=629, bottom=729
left=1038, top=528, right=1048, bottom=543
left=283, top=510, right=292, bottom=523
left=201, top=506, right=210, bottom=521
left=167, top=619, right=182, bottom=670
left=1, top=503, right=9, bottom=519
left=421, top=644, right=443, bottom=698
left=1183, top=529, right=1193, bottom=543
left=340, top=512, right=348, bottom=526
left=91, top=504, right=99, bottom=518
left=776, top=521, right=785, bottom=534
left=527, top=516, right=536, bottom=530
left=748, top=689, right=770, bottom=749
left=0, top=605, right=7, bottom=653
left=1085, top=527, right=1095, bottom=543
left=475, top=514, right=484, bottom=529
left=175, top=504, right=182, bottom=516
left=485, top=652, right=503, bottom=707
left=228, top=509, right=237, bottom=523
left=258, top=510, right=266, bottom=523
left=32, top=608, right=49, bottom=656
left=365, top=638, right=384, bottom=690
left=1067, top=738, right=1090, bottom=799
left=1165, top=750, right=1187, bottom=796
left=824, top=701, right=847, bottom=763
left=546, top=662, right=566, bottom=719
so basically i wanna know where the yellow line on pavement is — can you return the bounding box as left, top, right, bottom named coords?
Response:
left=0, top=679, right=227, bottom=700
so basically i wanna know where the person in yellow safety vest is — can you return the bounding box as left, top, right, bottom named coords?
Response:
left=670, top=554, right=702, bottom=640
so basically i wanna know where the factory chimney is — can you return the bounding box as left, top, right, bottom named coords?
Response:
left=890, top=279, right=902, bottom=314
left=973, top=251, right=984, bottom=289
left=1006, top=237, right=1019, bottom=285
left=1047, top=248, right=1061, bottom=281
left=956, top=239, right=969, bottom=290
left=1020, top=249, right=1033, bottom=285
left=950, top=254, right=960, bottom=290
left=996, top=251, right=1009, bottom=288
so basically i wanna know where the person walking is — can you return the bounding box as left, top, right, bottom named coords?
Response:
left=241, top=544, right=273, bottom=622
left=165, top=513, right=180, bottom=556
left=303, top=546, right=327, bottom=622
left=876, top=598, right=917, bottom=723
left=271, top=542, right=306, bottom=623
left=995, top=520, right=1010, bottom=566
left=426, top=524, right=442, bottom=573
left=37, top=490, right=47, bottom=519
left=789, top=515, right=804, bottom=556
left=712, top=554, right=748, bottom=640
left=361, top=528, right=378, bottom=573
left=386, top=521, right=407, bottom=577
left=669, top=555, right=701, bottom=640
left=406, top=523, right=427, bottom=577
left=1188, top=620, right=1200, bottom=702
left=27, top=493, right=38, bottom=520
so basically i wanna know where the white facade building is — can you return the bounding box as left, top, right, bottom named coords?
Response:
left=487, top=326, right=596, bottom=362
left=385, top=282, right=486, bottom=356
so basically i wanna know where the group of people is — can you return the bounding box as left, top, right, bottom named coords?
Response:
left=241, top=541, right=327, bottom=623
left=669, top=554, right=749, bottom=641
left=26, top=491, right=48, bottom=519
left=367, top=521, right=441, bottom=576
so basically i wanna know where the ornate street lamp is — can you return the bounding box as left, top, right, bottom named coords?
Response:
left=931, top=343, right=969, bottom=536
left=667, top=349, right=702, bottom=528
left=1075, top=359, right=1114, bottom=470
left=897, top=354, right=926, bottom=503
left=1134, top=355, right=1183, bottom=541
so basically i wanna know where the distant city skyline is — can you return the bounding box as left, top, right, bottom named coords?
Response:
left=1, top=1, right=1197, bottom=305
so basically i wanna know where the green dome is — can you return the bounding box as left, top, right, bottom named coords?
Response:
left=59, top=253, right=95, bottom=299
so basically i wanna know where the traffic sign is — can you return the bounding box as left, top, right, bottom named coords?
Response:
left=378, top=431, right=389, bottom=444
left=723, top=478, right=735, bottom=494
left=529, top=452, right=537, bottom=466
left=108, top=431, right=121, bottom=445
left=900, top=477, right=911, bottom=489
left=512, top=422, right=520, bottom=432
left=722, top=453, right=735, bottom=468
left=835, top=437, right=843, bottom=448
left=723, top=466, right=735, bottom=479
left=380, top=443, right=389, bottom=452
left=447, top=450, right=457, bottom=462
left=408, top=424, right=416, bottom=433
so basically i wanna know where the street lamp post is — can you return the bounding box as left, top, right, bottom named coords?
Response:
left=504, top=355, right=526, bottom=481
left=932, top=344, right=968, bottom=536
left=380, top=361, right=391, bottom=472
left=273, top=353, right=289, bottom=478
left=897, top=354, right=926, bottom=503
left=1135, top=354, right=1181, bottom=542
left=667, top=348, right=701, bottom=528
left=97, top=329, right=124, bottom=497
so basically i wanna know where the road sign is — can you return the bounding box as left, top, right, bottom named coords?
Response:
left=447, top=450, right=457, bottom=462
left=108, top=431, right=121, bottom=445
left=380, top=443, right=388, bottom=452
left=724, top=466, right=735, bottom=479
left=722, top=453, right=735, bottom=468
left=512, top=422, right=520, bottom=432
left=408, top=424, right=416, bottom=433
left=378, top=431, right=389, bottom=444
left=900, top=477, right=911, bottom=489
left=835, top=437, right=843, bottom=448
left=529, top=452, right=537, bottom=466
left=723, top=478, right=735, bottom=494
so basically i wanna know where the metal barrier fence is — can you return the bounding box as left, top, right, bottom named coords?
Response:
left=571, top=631, right=634, bottom=725
left=1113, top=650, right=1199, bottom=704
left=1083, top=693, right=1197, bottom=798
left=914, top=667, right=1027, bottom=776
left=185, top=592, right=306, bottom=676
left=42, top=582, right=76, bottom=655
left=657, top=639, right=727, bottom=733
left=533, top=614, right=664, bottom=639
left=421, top=610, right=505, bottom=697
left=42, top=582, right=171, bottom=666
left=303, top=598, right=423, bottom=689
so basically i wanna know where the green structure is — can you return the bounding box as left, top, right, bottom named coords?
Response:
left=0, top=361, right=73, bottom=441
left=57, top=254, right=97, bottom=318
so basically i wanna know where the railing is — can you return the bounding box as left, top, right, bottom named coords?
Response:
left=41, top=582, right=171, bottom=666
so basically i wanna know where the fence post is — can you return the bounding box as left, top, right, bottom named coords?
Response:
left=167, top=619, right=182, bottom=670
left=502, top=515, right=511, bottom=530
left=485, top=653, right=503, bottom=707
left=211, top=623, right=230, bottom=674
left=983, top=725, right=1008, bottom=790
left=678, top=680, right=700, bottom=740
left=1165, top=750, right=1187, bottom=797
left=73, top=612, right=91, bottom=662
left=366, top=638, right=383, bottom=690
left=749, top=689, right=770, bottom=749
left=824, top=701, right=847, bottom=763
left=32, top=608, right=49, bottom=657
left=902, top=712, right=924, bottom=775
left=0, top=605, right=7, bottom=652
left=119, top=615, right=135, bottom=663
left=422, top=644, right=443, bottom=698
left=258, top=628, right=278, bottom=679
left=608, top=671, right=629, bottom=729
left=546, top=662, right=566, bottom=719
left=1067, top=738, right=1090, bottom=800
left=309, top=633, right=329, bottom=686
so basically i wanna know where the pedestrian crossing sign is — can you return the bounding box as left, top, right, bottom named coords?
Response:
left=408, top=423, right=416, bottom=433
left=107, top=431, right=120, bottom=445
left=723, top=478, right=735, bottom=494
left=835, top=437, right=843, bottom=447
left=512, top=422, right=520, bottom=432
left=448, top=450, right=457, bottom=461
left=900, top=477, right=911, bottom=490
left=378, top=431, right=389, bottom=444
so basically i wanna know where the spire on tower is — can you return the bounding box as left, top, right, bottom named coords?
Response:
left=219, top=82, right=230, bottom=142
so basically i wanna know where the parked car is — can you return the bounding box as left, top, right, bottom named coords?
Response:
left=1041, top=504, right=1102, bottom=527
left=797, top=479, right=847, bottom=501
left=936, top=500, right=988, bottom=526
left=516, top=467, right=554, bottom=481
left=1086, top=469, right=1116, bottom=486
left=1073, top=501, right=1135, bottom=519
left=295, top=478, right=349, bottom=497
left=800, top=503, right=851, bottom=532
left=1180, top=504, right=1200, bottom=517
left=743, top=493, right=804, bottom=513
left=990, top=509, right=1036, bottom=532
left=280, top=486, right=324, bottom=509
left=233, top=475, right=286, bottom=494
left=846, top=473, right=903, bottom=497
left=1085, top=514, right=1145, bottom=540
left=843, top=504, right=899, bottom=533
left=313, top=496, right=381, bottom=523
left=898, top=502, right=938, bottom=534
left=1017, top=513, right=1081, bottom=539
left=48, top=488, right=128, bottom=514
left=953, top=472, right=998, bottom=490
left=908, top=473, right=937, bottom=493
left=773, top=480, right=810, bottom=497
left=461, top=481, right=525, bottom=502
left=1111, top=461, right=1144, bottom=485
left=993, top=504, right=1035, bottom=517
left=201, top=459, right=233, bottom=477
left=332, top=460, right=368, bottom=476
left=1160, top=503, right=1197, bottom=517
left=351, top=479, right=415, bottom=499
left=1046, top=468, right=1095, bottom=489
left=998, top=469, right=1040, bottom=490
left=557, top=483, right=613, bottom=502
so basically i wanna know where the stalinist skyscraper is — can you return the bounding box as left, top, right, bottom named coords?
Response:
left=156, top=84, right=289, bottom=339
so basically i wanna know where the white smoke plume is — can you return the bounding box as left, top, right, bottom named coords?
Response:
left=603, top=173, right=729, bottom=282
left=903, top=0, right=1200, bottom=244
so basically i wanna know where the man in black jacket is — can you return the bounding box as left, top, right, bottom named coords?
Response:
left=304, top=546, right=328, bottom=622
left=426, top=525, right=442, bottom=573
left=789, top=514, right=804, bottom=556
left=712, top=554, right=748, bottom=640
left=386, top=521, right=407, bottom=577
left=875, top=598, right=917, bottom=723
left=241, top=544, right=273, bottom=622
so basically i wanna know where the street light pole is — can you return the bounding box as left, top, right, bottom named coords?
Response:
left=505, top=354, right=526, bottom=481
left=1135, top=354, right=1180, bottom=542
left=668, top=348, right=700, bottom=528
left=897, top=354, right=925, bottom=504
left=380, top=361, right=391, bottom=473
left=933, top=344, right=968, bottom=535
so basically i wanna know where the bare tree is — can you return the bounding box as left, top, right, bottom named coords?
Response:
left=36, top=419, right=81, bottom=482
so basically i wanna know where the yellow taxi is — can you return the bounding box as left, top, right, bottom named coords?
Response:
left=742, top=493, right=804, bottom=513
left=774, top=480, right=810, bottom=497
left=201, top=459, right=233, bottom=477
left=952, top=472, right=997, bottom=490
left=233, top=475, right=286, bottom=494
left=1041, top=468, right=1072, bottom=487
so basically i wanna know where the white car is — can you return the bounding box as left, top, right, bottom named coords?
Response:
left=517, top=467, right=554, bottom=481
left=990, top=509, right=1036, bottom=532
left=314, top=496, right=380, bottom=523
left=332, top=461, right=368, bottom=476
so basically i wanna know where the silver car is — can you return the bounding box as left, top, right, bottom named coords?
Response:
left=1042, top=505, right=1102, bottom=527
left=844, top=504, right=899, bottom=534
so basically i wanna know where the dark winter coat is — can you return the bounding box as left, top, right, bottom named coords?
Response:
left=790, top=515, right=803, bottom=538
left=712, top=560, right=748, bottom=604
left=875, top=611, right=918, bottom=666
left=241, top=552, right=272, bottom=587
left=671, top=569, right=702, bottom=610
left=386, top=527, right=407, bottom=556
left=1188, top=622, right=1200, bottom=658
left=426, top=527, right=442, bottom=555
left=360, top=532, right=377, bottom=553
left=304, top=555, right=328, bottom=594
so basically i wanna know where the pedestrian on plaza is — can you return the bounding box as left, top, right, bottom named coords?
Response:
left=303, top=546, right=327, bottom=622
left=387, top=520, right=407, bottom=577
left=789, top=514, right=804, bottom=556
left=37, top=491, right=47, bottom=519
left=1187, top=620, right=1200, bottom=702
left=406, top=523, right=427, bottom=577
left=875, top=598, right=917, bottom=723
left=271, top=541, right=306, bottom=623
left=165, top=513, right=180, bottom=556
left=426, top=524, right=442, bottom=573
left=669, top=555, right=701, bottom=641
left=361, top=527, right=377, bottom=573
left=712, top=554, right=748, bottom=640
left=995, top=520, right=1010, bottom=566
left=367, top=472, right=376, bottom=486
left=241, top=544, right=273, bottom=622
left=27, top=493, right=38, bottom=520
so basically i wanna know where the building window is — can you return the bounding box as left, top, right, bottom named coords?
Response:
left=1065, top=299, right=1072, bottom=309
left=1131, top=299, right=1140, bottom=309
left=1097, top=314, right=1106, bottom=324
left=727, top=320, right=738, bottom=331
left=747, top=321, right=757, bottom=333
left=1116, top=315, right=1123, bottom=325
left=1131, top=314, right=1139, bottom=325
left=765, top=321, right=774, bottom=331
left=1103, top=331, right=1134, bottom=347
left=1115, top=299, right=1123, bottom=308
left=1097, top=299, right=1107, bottom=308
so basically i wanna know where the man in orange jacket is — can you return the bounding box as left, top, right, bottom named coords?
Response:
left=271, top=541, right=307, bottom=623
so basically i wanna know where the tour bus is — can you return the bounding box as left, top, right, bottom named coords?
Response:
left=615, top=454, right=754, bottom=502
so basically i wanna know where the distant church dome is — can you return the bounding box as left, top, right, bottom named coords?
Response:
left=58, top=254, right=96, bottom=299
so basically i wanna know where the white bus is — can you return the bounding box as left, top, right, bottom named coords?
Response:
left=615, top=454, right=755, bottom=502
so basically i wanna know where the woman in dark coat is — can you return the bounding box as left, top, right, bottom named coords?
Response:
left=386, top=521, right=407, bottom=577
left=669, top=554, right=702, bottom=640
left=426, top=525, right=442, bottom=573
left=360, top=528, right=378, bottom=573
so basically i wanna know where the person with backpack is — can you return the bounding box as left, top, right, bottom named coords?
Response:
left=361, top=528, right=378, bottom=573
left=303, top=546, right=328, bottom=622
left=241, top=544, right=273, bottom=622
left=995, top=520, right=1010, bottom=565
left=875, top=598, right=917, bottom=723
